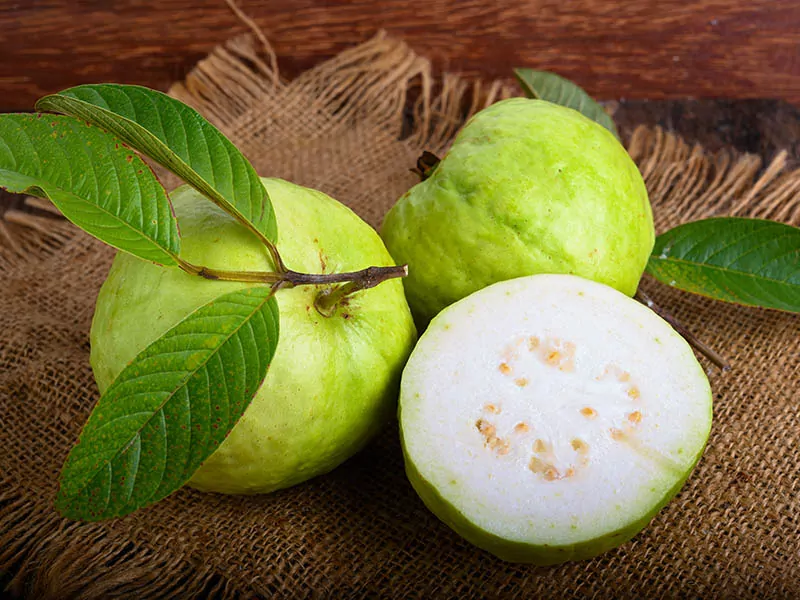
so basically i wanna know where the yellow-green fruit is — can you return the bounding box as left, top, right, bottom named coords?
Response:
left=90, top=178, right=417, bottom=494
left=381, top=97, right=655, bottom=324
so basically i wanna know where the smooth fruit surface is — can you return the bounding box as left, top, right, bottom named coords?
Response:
left=399, top=274, right=712, bottom=564
left=381, top=97, right=655, bottom=324
left=91, top=178, right=417, bottom=494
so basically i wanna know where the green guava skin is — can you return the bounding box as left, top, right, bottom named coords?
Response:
left=402, top=440, right=702, bottom=565
left=90, top=178, right=417, bottom=495
left=381, top=97, right=655, bottom=324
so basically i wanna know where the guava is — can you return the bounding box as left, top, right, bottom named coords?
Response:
left=381, top=97, right=655, bottom=325
left=90, top=178, right=417, bottom=494
left=399, top=274, right=712, bottom=564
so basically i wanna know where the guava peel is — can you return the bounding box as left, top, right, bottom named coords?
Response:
left=399, top=274, right=712, bottom=564
left=90, top=178, right=417, bottom=494
left=382, top=98, right=655, bottom=324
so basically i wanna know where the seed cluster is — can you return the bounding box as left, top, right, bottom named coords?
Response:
left=528, top=438, right=582, bottom=481
left=482, top=336, right=650, bottom=484
left=596, top=363, right=641, bottom=401
left=476, top=418, right=511, bottom=455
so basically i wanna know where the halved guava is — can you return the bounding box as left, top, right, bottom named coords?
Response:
left=399, top=274, right=712, bottom=564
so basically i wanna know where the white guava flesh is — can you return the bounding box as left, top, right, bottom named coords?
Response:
left=399, top=274, right=712, bottom=564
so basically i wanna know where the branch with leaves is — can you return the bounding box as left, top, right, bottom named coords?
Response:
left=0, top=84, right=408, bottom=521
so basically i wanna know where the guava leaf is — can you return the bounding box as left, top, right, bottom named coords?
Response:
left=57, top=286, right=280, bottom=521
left=646, top=217, right=800, bottom=313
left=513, top=69, right=620, bottom=139
left=36, top=84, right=277, bottom=245
left=0, top=114, right=180, bottom=265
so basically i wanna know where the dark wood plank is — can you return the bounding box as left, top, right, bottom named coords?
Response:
left=1, top=0, right=800, bottom=112
left=613, top=99, right=800, bottom=167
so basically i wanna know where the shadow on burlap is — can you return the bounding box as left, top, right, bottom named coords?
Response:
left=1, top=32, right=798, bottom=599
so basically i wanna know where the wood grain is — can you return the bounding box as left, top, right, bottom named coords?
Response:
left=1, top=0, right=799, bottom=112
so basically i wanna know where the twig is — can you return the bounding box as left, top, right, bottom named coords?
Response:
left=178, top=258, right=408, bottom=314
left=314, top=265, right=409, bottom=315
left=635, top=289, right=731, bottom=372
left=410, top=151, right=441, bottom=180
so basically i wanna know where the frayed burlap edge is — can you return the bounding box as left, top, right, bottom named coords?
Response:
left=1, top=32, right=798, bottom=600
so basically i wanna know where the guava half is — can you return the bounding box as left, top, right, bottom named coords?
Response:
left=90, top=178, right=417, bottom=494
left=399, top=274, right=712, bottom=564
left=381, top=98, right=655, bottom=325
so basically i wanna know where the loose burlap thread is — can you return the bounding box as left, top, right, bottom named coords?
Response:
left=1, top=32, right=799, bottom=599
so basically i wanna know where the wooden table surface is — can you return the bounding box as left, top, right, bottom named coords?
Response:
left=1, top=0, right=799, bottom=112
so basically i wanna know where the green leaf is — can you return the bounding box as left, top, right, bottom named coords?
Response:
left=57, top=286, right=280, bottom=521
left=36, top=84, right=277, bottom=245
left=646, top=217, right=800, bottom=313
left=0, top=114, right=180, bottom=265
left=513, top=69, right=620, bottom=139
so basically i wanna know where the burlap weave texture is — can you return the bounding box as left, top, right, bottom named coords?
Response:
left=1, top=32, right=799, bottom=598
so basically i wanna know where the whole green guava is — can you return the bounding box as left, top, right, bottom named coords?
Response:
left=381, top=97, right=655, bottom=324
left=90, top=178, right=417, bottom=494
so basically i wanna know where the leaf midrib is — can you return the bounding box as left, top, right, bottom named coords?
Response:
left=43, top=93, right=260, bottom=234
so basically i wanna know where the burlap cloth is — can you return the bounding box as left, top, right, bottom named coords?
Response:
left=1, top=32, right=799, bottom=599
